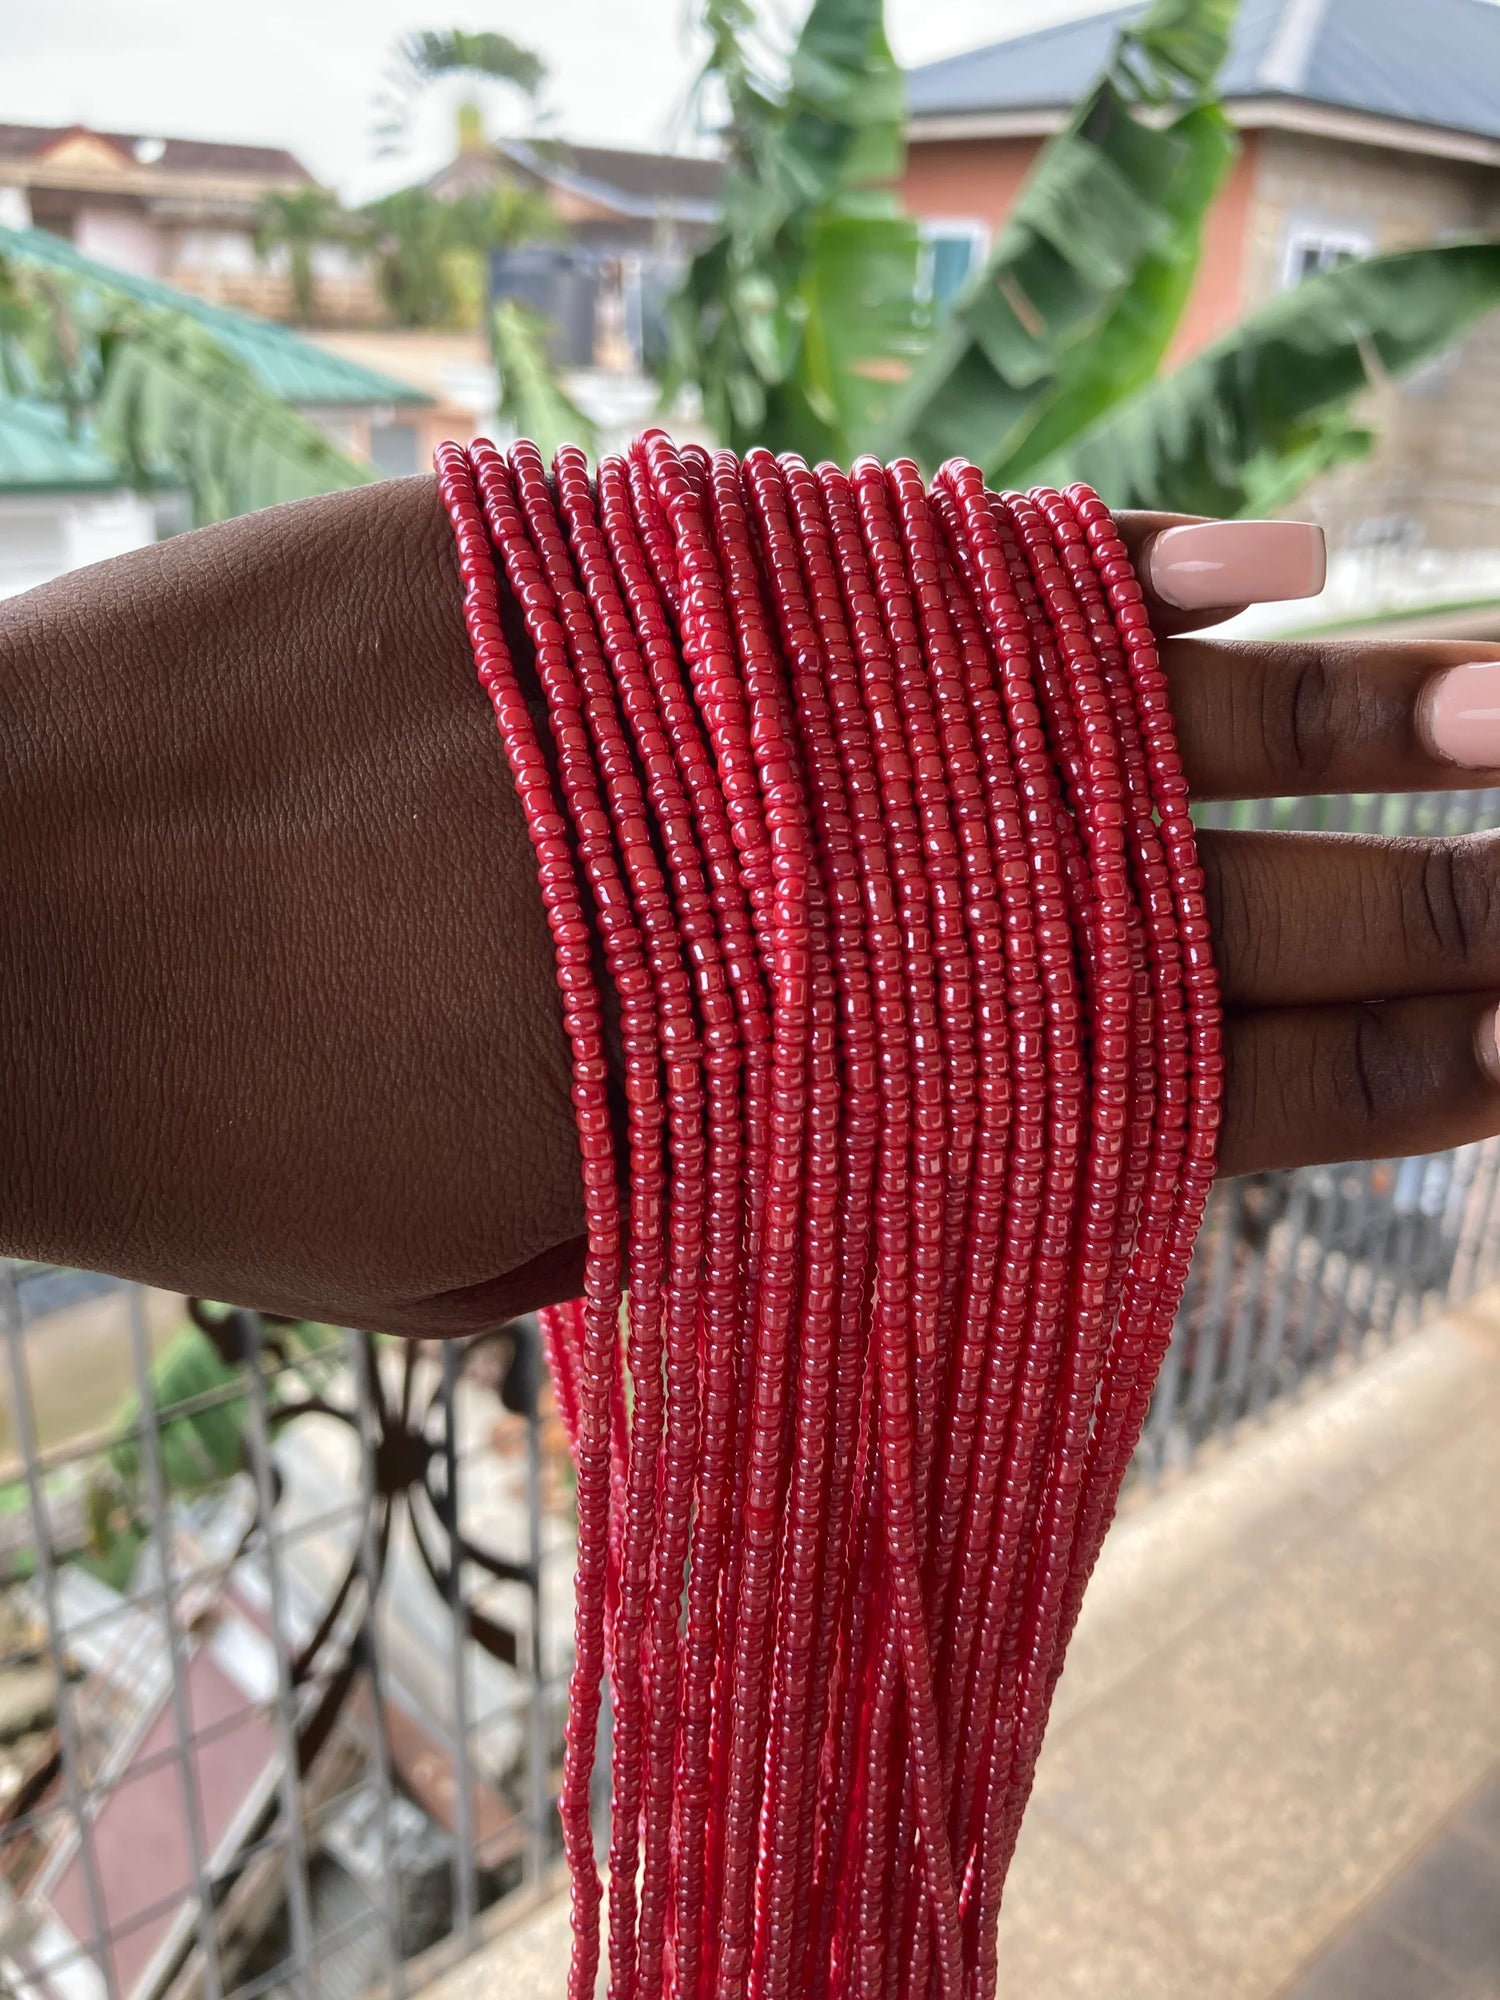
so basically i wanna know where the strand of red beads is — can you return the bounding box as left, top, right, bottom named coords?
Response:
left=432, top=432, right=1221, bottom=2000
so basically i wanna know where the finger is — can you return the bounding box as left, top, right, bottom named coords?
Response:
left=1115, top=511, right=1326, bottom=637
left=1203, top=828, right=1500, bottom=1008
left=1163, top=636, right=1500, bottom=799
left=1219, top=991, right=1500, bottom=1176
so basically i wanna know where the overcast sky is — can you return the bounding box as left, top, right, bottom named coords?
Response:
left=4, top=0, right=1119, bottom=202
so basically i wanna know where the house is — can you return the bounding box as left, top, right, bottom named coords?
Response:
left=0, top=225, right=433, bottom=594
left=432, top=139, right=723, bottom=376
left=0, top=123, right=377, bottom=325
left=901, top=0, right=1500, bottom=554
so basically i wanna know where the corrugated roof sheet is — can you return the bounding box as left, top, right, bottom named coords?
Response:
left=907, top=0, right=1500, bottom=143
left=0, top=398, right=124, bottom=491
left=1298, top=0, right=1500, bottom=142
left=452, top=140, right=723, bottom=225
left=0, top=223, right=430, bottom=408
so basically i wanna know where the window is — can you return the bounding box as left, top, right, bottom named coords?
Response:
left=920, top=220, right=989, bottom=315
left=1282, top=224, right=1372, bottom=289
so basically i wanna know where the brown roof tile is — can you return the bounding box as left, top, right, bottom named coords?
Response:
left=0, top=121, right=311, bottom=180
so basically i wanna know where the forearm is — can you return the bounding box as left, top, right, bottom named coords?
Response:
left=0, top=477, right=583, bottom=1330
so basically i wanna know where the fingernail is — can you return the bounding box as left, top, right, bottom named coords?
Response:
left=1476, top=1004, right=1500, bottom=1089
left=1146, top=521, right=1327, bottom=611
left=1416, top=661, right=1500, bottom=768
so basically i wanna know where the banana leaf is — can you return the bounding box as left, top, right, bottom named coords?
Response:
left=95, top=309, right=374, bottom=526
left=669, top=0, right=923, bottom=459
left=491, top=297, right=598, bottom=460
left=1052, top=239, right=1500, bottom=517
left=880, top=0, right=1240, bottom=477
left=790, top=204, right=926, bottom=454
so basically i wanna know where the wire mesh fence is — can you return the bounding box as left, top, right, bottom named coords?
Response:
left=0, top=795, right=1494, bottom=2000
left=0, top=1278, right=574, bottom=2000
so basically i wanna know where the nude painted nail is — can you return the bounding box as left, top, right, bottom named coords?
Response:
left=1146, top=521, right=1327, bottom=611
left=1476, top=1003, right=1500, bottom=1090
left=1416, top=662, right=1500, bottom=768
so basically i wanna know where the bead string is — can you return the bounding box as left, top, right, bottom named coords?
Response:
left=434, top=433, right=1221, bottom=2000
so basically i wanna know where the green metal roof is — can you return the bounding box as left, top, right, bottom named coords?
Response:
left=0, top=397, right=126, bottom=492
left=0, top=223, right=430, bottom=409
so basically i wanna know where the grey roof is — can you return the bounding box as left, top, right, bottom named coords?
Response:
left=436, top=139, right=723, bottom=225
left=906, top=0, right=1500, bottom=145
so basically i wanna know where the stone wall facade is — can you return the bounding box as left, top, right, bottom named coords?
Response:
left=1244, top=130, right=1500, bottom=552
left=902, top=120, right=1500, bottom=553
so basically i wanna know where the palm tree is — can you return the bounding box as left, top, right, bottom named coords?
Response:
left=359, top=186, right=461, bottom=330
left=367, top=27, right=593, bottom=457
left=253, top=186, right=351, bottom=326
left=373, top=29, right=546, bottom=157
left=359, top=180, right=558, bottom=331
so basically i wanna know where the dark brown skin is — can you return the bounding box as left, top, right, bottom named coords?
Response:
left=2, top=475, right=1498, bottom=1336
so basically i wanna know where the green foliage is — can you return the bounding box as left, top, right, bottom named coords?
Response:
left=881, top=0, right=1240, bottom=478
left=668, top=0, right=925, bottom=458
left=492, top=297, right=597, bottom=458
left=367, top=24, right=583, bottom=438
left=1, top=246, right=373, bottom=524
left=94, top=303, right=374, bottom=525
left=402, top=28, right=545, bottom=95
left=108, top=1325, right=248, bottom=1494
left=253, top=186, right=353, bottom=326
left=1051, top=240, right=1500, bottom=516
left=0, top=254, right=92, bottom=418
left=81, top=1482, right=147, bottom=1592
left=676, top=0, right=1500, bottom=522
left=360, top=182, right=557, bottom=330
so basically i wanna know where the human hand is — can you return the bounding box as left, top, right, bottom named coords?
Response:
left=1121, top=510, right=1499, bottom=1180
left=1, top=479, right=1495, bottom=1334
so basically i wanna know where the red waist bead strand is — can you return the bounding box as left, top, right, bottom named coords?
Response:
left=709, top=450, right=844, bottom=2000
left=433, top=443, right=620, bottom=2000
left=971, top=490, right=1143, bottom=1977
left=510, top=440, right=707, bottom=2000
left=923, top=490, right=1046, bottom=1817
left=1033, top=482, right=1186, bottom=1662
left=434, top=435, right=1221, bottom=2000
left=644, top=434, right=814, bottom=2000
left=471, top=440, right=670, bottom=2000
left=556, top=447, right=745, bottom=2000
left=863, top=459, right=987, bottom=1995
left=738, top=449, right=876, bottom=2000
left=930, top=460, right=1087, bottom=1884
left=842, top=458, right=965, bottom=2000
left=1056, top=484, right=1224, bottom=1631
left=593, top=454, right=768, bottom=2000
left=800, top=459, right=921, bottom=2000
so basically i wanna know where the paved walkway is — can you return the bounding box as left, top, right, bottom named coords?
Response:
left=1280, top=1769, right=1498, bottom=2000
left=421, top=1296, right=1500, bottom=1999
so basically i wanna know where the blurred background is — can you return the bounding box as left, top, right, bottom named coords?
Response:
left=0, top=3, right=1497, bottom=1997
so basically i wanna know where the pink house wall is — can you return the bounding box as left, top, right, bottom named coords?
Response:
left=898, top=132, right=1260, bottom=364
